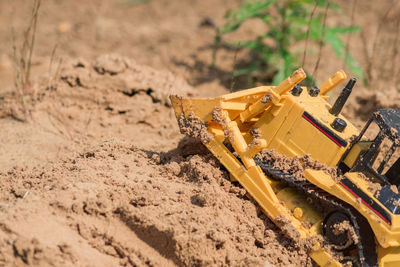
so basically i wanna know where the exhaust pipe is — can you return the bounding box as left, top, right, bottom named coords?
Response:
left=329, top=78, right=357, bottom=116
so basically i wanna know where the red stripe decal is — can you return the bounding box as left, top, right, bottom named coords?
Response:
left=302, top=114, right=343, bottom=147
left=340, top=181, right=392, bottom=225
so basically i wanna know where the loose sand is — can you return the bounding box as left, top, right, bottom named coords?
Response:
left=0, top=55, right=314, bottom=266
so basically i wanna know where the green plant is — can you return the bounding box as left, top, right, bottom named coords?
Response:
left=123, top=0, right=149, bottom=6
left=216, top=0, right=363, bottom=85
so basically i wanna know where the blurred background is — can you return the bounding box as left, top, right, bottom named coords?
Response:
left=1, top=0, right=399, bottom=93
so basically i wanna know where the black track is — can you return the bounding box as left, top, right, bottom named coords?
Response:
left=255, top=160, right=378, bottom=267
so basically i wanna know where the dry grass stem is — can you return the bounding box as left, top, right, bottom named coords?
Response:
left=11, top=0, right=41, bottom=122
left=302, top=0, right=318, bottom=67
left=312, top=1, right=329, bottom=79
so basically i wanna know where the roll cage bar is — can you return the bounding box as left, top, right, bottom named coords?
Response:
left=348, top=109, right=400, bottom=187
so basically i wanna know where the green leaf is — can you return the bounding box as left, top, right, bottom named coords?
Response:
left=327, top=25, right=360, bottom=35
left=123, top=0, right=148, bottom=6
left=325, top=32, right=345, bottom=56
left=344, top=53, right=364, bottom=79
left=272, top=60, right=286, bottom=85
left=325, top=32, right=364, bottom=79
left=215, top=0, right=360, bottom=86
left=234, top=65, right=260, bottom=76
left=311, top=0, right=340, bottom=10
left=327, top=2, right=341, bottom=11
left=219, top=0, right=278, bottom=35
left=293, top=0, right=315, bottom=6
left=308, top=19, right=324, bottom=40
left=286, top=15, right=309, bottom=26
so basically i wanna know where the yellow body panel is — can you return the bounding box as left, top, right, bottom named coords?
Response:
left=343, top=141, right=372, bottom=168
left=378, top=246, right=400, bottom=267
left=170, top=69, right=400, bottom=266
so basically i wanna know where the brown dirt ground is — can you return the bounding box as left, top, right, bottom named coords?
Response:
left=0, top=0, right=400, bottom=266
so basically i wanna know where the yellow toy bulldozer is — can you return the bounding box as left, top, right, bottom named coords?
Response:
left=170, top=69, right=400, bottom=266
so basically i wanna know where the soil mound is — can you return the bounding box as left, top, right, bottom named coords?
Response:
left=0, top=54, right=193, bottom=169
left=0, top=138, right=311, bottom=266
left=344, top=88, right=400, bottom=127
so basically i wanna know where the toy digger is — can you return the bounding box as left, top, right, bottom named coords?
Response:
left=170, top=69, right=400, bottom=266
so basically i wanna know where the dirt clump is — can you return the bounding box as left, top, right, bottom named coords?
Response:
left=256, top=149, right=339, bottom=182
left=256, top=149, right=305, bottom=180
left=369, top=182, right=382, bottom=197
left=302, top=155, right=340, bottom=182
left=212, top=106, right=234, bottom=141
left=93, top=54, right=130, bottom=75
left=274, top=216, right=301, bottom=242
left=358, top=173, right=383, bottom=196
left=261, top=92, right=272, bottom=103
left=211, top=106, right=226, bottom=125
left=301, top=235, right=324, bottom=254
left=250, top=126, right=261, bottom=139
left=250, top=126, right=262, bottom=146
left=332, top=221, right=359, bottom=246
left=177, top=112, right=212, bottom=144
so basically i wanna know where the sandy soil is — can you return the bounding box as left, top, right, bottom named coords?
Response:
left=1, top=0, right=400, bottom=266
left=0, top=53, right=312, bottom=266
left=0, top=138, right=311, bottom=266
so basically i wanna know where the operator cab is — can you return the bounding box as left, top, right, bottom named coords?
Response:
left=348, top=109, right=400, bottom=185
left=341, top=109, right=400, bottom=213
